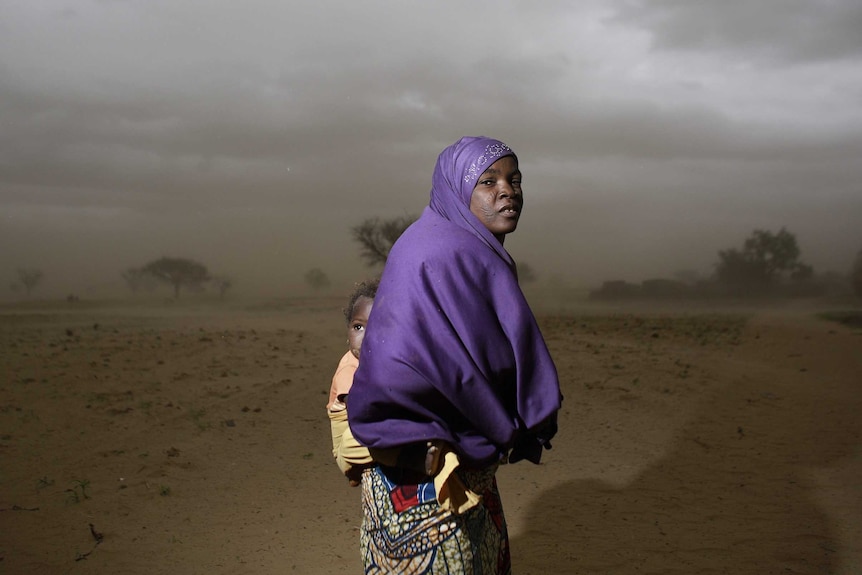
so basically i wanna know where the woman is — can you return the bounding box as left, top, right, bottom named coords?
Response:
left=349, top=136, right=562, bottom=574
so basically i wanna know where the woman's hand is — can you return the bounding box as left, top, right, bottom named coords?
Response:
left=345, top=464, right=368, bottom=487
left=395, top=441, right=446, bottom=477
left=424, top=441, right=443, bottom=477
left=509, top=414, right=558, bottom=464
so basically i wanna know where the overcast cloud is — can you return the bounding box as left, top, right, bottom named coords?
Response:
left=2, top=0, right=861, bottom=298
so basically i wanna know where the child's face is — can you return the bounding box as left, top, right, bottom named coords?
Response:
left=348, top=296, right=373, bottom=359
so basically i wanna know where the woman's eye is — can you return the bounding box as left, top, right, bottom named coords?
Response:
left=352, top=324, right=364, bottom=331
left=479, top=179, right=494, bottom=186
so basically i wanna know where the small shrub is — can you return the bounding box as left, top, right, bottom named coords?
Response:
left=66, top=479, right=91, bottom=503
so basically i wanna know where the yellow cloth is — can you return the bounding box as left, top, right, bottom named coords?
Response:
left=433, top=446, right=482, bottom=514
left=327, top=351, right=372, bottom=477
left=328, top=407, right=373, bottom=473
left=327, top=351, right=358, bottom=410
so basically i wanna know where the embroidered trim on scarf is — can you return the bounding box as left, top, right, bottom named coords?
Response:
left=463, top=142, right=512, bottom=184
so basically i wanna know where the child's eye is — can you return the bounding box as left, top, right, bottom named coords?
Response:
left=352, top=324, right=365, bottom=331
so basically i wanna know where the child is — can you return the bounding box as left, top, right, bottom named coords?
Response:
left=327, top=279, right=378, bottom=486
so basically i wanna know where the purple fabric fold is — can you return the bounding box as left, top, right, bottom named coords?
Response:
left=348, top=137, right=562, bottom=468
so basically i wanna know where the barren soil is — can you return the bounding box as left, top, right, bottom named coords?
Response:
left=1, top=298, right=860, bottom=574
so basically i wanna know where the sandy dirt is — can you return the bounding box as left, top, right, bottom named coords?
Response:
left=1, top=297, right=860, bottom=574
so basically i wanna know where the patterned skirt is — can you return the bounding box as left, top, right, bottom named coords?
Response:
left=360, top=464, right=511, bottom=574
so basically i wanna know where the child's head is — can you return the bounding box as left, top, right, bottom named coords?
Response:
left=344, top=278, right=379, bottom=359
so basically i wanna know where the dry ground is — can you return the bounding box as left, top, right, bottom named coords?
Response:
left=1, top=297, right=860, bottom=574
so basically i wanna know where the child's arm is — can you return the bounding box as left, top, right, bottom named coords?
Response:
left=328, top=405, right=373, bottom=486
left=335, top=413, right=373, bottom=486
left=328, top=404, right=348, bottom=460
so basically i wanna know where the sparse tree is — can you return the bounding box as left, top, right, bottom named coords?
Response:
left=121, top=267, right=158, bottom=293
left=715, top=228, right=811, bottom=294
left=852, top=249, right=862, bottom=298
left=210, top=275, right=233, bottom=299
left=15, top=268, right=43, bottom=296
left=789, top=262, right=814, bottom=282
left=141, top=257, right=209, bottom=299
left=351, top=215, right=417, bottom=267
left=715, top=248, right=762, bottom=290
left=304, top=268, right=331, bottom=291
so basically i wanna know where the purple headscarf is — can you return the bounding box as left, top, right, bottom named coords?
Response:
left=348, top=136, right=561, bottom=468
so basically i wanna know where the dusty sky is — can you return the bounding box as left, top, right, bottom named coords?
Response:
left=2, top=0, right=862, bottom=299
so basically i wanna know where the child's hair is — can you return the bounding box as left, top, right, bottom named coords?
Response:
left=344, top=278, right=380, bottom=324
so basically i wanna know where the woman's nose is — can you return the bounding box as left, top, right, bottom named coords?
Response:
left=500, top=183, right=520, bottom=199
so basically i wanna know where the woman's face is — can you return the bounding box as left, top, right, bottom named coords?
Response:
left=347, top=296, right=373, bottom=359
left=469, top=155, right=522, bottom=243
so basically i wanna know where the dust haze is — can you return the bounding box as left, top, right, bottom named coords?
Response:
left=2, top=1, right=862, bottom=302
